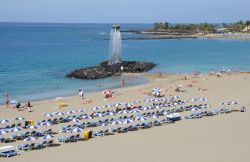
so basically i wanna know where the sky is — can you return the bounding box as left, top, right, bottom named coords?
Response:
left=0, top=0, right=250, bottom=23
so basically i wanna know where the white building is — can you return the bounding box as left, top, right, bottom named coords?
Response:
left=242, top=26, right=250, bottom=32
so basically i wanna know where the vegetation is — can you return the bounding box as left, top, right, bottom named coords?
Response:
left=153, top=20, right=250, bottom=34
left=153, top=22, right=216, bottom=33
left=224, top=20, right=250, bottom=32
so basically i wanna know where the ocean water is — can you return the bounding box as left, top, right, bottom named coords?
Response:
left=0, top=23, right=250, bottom=104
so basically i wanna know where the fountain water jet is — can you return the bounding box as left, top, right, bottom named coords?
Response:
left=109, top=25, right=122, bottom=65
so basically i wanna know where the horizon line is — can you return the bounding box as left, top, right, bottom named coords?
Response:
left=0, top=20, right=247, bottom=24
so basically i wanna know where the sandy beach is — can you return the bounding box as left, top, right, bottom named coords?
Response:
left=0, top=73, right=250, bottom=162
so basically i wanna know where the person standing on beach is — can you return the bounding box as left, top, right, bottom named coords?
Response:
left=121, top=78, right=125, bottom=87
left=4, top=93, right=9, bottom=108
left=79, top=90, right=84, bottom=99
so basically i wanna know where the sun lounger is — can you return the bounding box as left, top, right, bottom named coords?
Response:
left=117, top=128, right=127, bottom=133
left=0, top=150, right=20, bottom=157
left=57, top=137, right=66, bottom=143
left=18, top=144, right=30, bottom=151
left=1, top=138, right=16, bottom=143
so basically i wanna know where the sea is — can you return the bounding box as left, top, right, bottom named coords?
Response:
left=0, top=23, right=250, bottom=104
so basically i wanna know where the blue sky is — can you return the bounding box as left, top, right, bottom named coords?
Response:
left=0, top=0, right=250, bottom=23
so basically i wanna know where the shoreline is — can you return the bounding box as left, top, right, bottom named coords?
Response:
left=121, top=30, right=250, bottom=40
left=0, top=72, right=180, bottom=109
left=0, top=73, right=150, bottom=106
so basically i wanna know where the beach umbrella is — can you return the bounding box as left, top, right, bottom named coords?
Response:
left=112, top=120, right=122, bottom=125
left=102, top=89, right=111, bottom=94
left=103, top=104, right=112, bottom=108
left=102, top=90, right=112, bottom=96
left=24, top=136, right=38, bottom=142
left=55, top=112, right=65, bottom=116
left=93, top=112, right=103, bottom=117
left=133, top=100, right=141, bottom=104
left=66, top=110, right=76, bottom=114
left=0, top=119, right=11, bottom=124
left=99, top=123, right=107, bottom=127
left=26, top=125, right=39, bottom=129
left=152, top=87, right=162, bottom=96
left=230, top=101, right=239, bottom=105
left=162, top=110, right=169, bottom=115
left=93, top=107, right=102, bottom=111
left=9, top=127, right=22, bottom=137
left=152, top=115, right=159, bottom=119
left=72, top=118, right=80, bottom=123
left=190, top=98, right=198, bottom=102
left=55, top=97, right=63, bottom=101
left=114, top=103, right=122, bottom=107
left=135, top=116, right=147, bottom=121
left=59, top=128, right=70, bottom=137
left=44, top=113, right=53, bottom=117
left=13, top=117, right=25, bottom=121
left=123, top=119, right=133, bottom=124
left=119, top=110, right=128, bottom=114
left=0, top=129, right=8, bottom=139
left=141, top=107, right=149, bottom=111
left=172, top=96, right=180, bottom=99
left=0, top=130, right=8, bottom=137
left=201, top=105, right=210, bottom=109
left=219, top=102, right=228, bottom=105
left=129, top=109, right=141, bottom=114
left=97, top=113, right=104, bottom=117
left=152, top=98, right=160, bottom=102
left=107, top=111, right=116, bottom=116
left=41, top=134, right=54, bottom=140
left=72, top=127, right=83, bottom=133
left=191, top=107, right=199, bottom=111
left=9, top=127, right=23, bottom=132
left=182, top=100, right=189, bottom=105
left=125, top=103, right=133, bottom=108
left=200, top=98, right=208, bottom=102
left=153, top=105, right=161, bottom=110
left=40, top=122, right=52, bottom=127
left=145, top=99, right=151, bottom=103
left=173, top=102, right=179, bottom=106
left=40, top=122, right=51, bottom=133
left=78, top=109, right=87, bottom=113
left=161, top=98, right=168, bottom=101
left=51, top=112, right=58, bottom=115
left=82, top=115, right=92, bottom=119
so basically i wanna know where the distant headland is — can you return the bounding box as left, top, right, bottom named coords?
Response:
left=122, top=20, right=250, bottom=40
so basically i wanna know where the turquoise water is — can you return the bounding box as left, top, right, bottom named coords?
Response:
left=1, top=23, right=250, bottom=103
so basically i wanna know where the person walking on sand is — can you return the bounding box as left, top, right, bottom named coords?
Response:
left=121, top=78, right=125, bottom=87
left=4, top=93, right=9, bottom=108
left=79, top=89, right=84, bottom=99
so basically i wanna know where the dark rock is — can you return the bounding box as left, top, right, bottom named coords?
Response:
left=66, top=61, right=156, bottom=80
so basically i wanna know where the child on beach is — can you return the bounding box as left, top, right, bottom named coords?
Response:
left=79, top=90, right=84, bottom=99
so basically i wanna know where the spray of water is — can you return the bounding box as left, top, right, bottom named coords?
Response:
left=109, top=25, right=122, bottom=65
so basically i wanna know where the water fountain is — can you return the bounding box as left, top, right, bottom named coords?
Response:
left=109, top=25, right=122, bottom=65
left=67, top=25, right=156, bottom=80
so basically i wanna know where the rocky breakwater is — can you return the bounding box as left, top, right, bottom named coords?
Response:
left=66, top=61, right=156, bottom=79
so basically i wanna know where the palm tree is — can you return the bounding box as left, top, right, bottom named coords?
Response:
left=164, top=22, right=169, bottom=29
left=246, top=20, right=250, bottom=26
